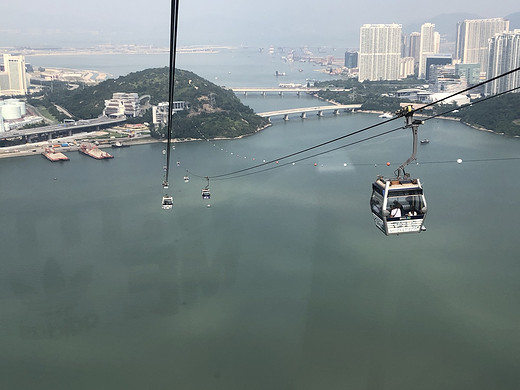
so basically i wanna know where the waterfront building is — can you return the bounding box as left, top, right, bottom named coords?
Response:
left=418, top=23, right=440, bottom=79
left=104, top=92, right=142, bottom=118
left=486, top=30, right=520, bottom=95
left=455, top=18, right=510, bottom=74
left=344, top=51, right=358, bottom=68
left=0, top=54, right=28, bottom=96
left=429, top=65, right=464, bottom=93
left=455, top=63, right=481, bottom=85
left=425, top=54, right=452, bottom=80
left=358, top=24, right=402, bottom=82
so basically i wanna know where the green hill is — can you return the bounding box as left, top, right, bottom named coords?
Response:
left=42, top=67, right=269, bottom=139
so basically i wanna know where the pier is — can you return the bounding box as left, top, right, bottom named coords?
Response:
left=42, top=148, right=69, bottom=162
left=79, top=144, right=113, bottom=159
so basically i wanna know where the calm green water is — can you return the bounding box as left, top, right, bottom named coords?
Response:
left=1, top=113, right=519, bottom=389
left=2, top=50, right=520, bottom=389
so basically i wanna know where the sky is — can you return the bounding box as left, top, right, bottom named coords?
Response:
left=1, top=0, right=518, bottom=48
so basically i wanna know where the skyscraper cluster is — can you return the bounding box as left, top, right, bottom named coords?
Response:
left=357, top=17, right=518, bottom=95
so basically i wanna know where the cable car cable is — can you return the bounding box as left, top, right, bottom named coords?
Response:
left=411, top=65, right=520, bottom=115
left=185, top=70, right=520, bottom=183
left=163, top=0, right=180, bottom=188
left=161, top=0, right=180, bottom=209
left=187, top=83, right=520, bottom=181
left=191, top=68, right=520, bottom=181
left=423, top=85, right=520, bottom=123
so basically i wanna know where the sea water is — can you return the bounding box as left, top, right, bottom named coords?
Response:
left=2, top=48, right=520, bottom=390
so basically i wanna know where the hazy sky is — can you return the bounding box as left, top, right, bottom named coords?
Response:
left=1, top=0, right=518, bottom=48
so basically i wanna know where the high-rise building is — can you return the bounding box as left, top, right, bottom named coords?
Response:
left=358, top=24, right=402, bottom=82
left=486, top=30, right=520, bottom=95
left=344, top=51, right=358, bottom=68
left=408, top=32, right=421, bottom=66
left=0, top=54, right=28, bottom=96
left=400, top=57, right=415, bottom=79
left=418, top=23, right=440, bottom=79
left=455, top=18, right=510, bottom=74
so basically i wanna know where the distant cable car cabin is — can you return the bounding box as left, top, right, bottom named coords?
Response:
left=202, top=176, right=211, bottom=199
left=162, top=195, right=173, bottom=210
left=371, top=105, right=427, bottom=235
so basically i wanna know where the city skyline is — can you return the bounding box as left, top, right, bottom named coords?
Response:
left=0, top=1, right=519, bottom=48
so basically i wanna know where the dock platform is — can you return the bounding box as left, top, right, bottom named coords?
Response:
left=79, top=144, right=113, bottom=159
left=42, top=149, right=69, bottom=162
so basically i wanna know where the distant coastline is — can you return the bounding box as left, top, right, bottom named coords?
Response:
left=10, top=45, right=236, bottom=57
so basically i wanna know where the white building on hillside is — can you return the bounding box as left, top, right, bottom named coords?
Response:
left=104, top=92, right=142, bottom=118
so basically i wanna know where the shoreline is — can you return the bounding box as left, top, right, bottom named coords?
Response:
left=0, top=123, right=273, bottom=160
left=2, top=114, right=516, bottom=160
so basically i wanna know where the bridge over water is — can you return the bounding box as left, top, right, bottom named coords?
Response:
left=231, top=87, right=351, bottom=96
left=257, top=104, right=362, bottom=121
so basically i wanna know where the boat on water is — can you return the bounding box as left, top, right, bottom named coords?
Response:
left=420, top=139, right=430, bottom=144
left=378, top=112, right=393, bottom=119
left=111, top=141, right=130, bottom=148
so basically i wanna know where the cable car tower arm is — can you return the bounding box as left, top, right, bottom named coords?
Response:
left=395, top=105, right=423, bottom=178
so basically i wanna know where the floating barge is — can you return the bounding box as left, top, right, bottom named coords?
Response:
left=42, top=148, right=69, bottom=162
left=79, top=143, right=113, bottom=159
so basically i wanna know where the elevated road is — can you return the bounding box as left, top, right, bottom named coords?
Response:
left=258, top=104, right=362, bottom=120
left=0, top=116, right=126, bottom=145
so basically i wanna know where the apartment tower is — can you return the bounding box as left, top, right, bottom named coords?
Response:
left=358, top=24, right=402, bottom=82
left=456, top=18, right=510, bottom=74
left=486, top=30, right=520, bottom=95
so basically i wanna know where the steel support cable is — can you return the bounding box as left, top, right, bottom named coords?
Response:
left=205, top=115, right=403, bottom=179
left=411, top=65, right=520, bottom=115
left=423, top=85, right=520, bottom=122
left=164, top=0, right=180, bottom=187
left=206, top=126, right=406, bottom=181
left=190, top=68, right=520, bottom=181
left=187, top=83, right=520, bottom=182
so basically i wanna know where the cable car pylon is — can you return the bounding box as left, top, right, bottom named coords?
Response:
left=370, top=105, right=428, bottom=235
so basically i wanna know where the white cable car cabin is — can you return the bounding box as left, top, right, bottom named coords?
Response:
left=162, top=195, right=173, bottom=210
left=202, top=188, right=211, bottom=199
left=370, top=176, right=427, bottom=235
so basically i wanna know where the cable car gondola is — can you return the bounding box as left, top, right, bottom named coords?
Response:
left=162, top=194, right=173, bottom=210
left=370, top=106, right=428, bottom=235
left=202, top=176, right=211, bottom=199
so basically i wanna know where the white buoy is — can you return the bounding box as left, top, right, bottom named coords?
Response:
left=343, top=163, right=347, bottom=167
left=457, top=158, right=463, bottom=164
